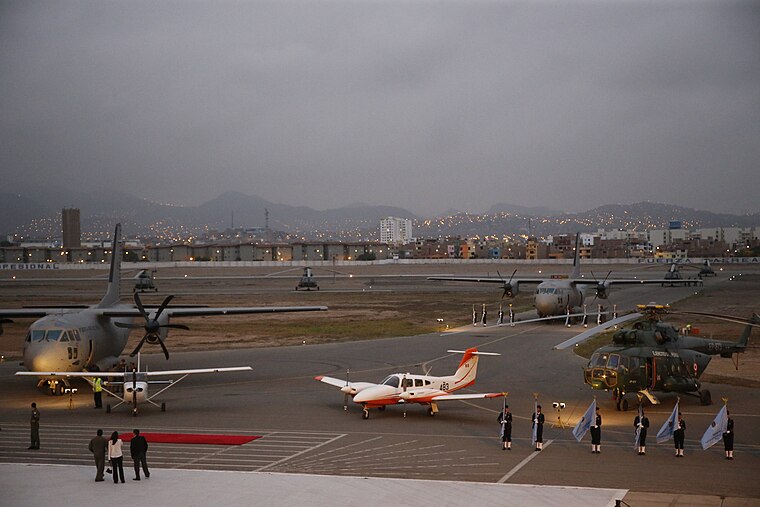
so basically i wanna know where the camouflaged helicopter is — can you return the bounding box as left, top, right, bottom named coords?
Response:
left=556, top=303, right=759, bottom=411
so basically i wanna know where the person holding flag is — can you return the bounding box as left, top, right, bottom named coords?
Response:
left=700, top=402, right=728, bottom=455
left=532, top=402, right=544, bottom=451
left=590, top=407, right=602, bottom=454
left=656, top=399, right=679, bottom=449
left=634, top=406, right=649, bottom=455
left=497, top=400, right=512, bottom=450
left=723, top=410, right=734, bottom=460
left=571, top=399, right=597, bottom=453
left=674, top=412, right=686, bottom=457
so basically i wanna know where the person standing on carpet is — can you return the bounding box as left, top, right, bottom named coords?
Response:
left=107, top=431, right=125, bottom=483
left=130, top=429, right=150, bottom=480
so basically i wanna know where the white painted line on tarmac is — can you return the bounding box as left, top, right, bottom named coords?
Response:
left=497, top=439, right=553, bottom=484
left=255, top=433, right=346, bottom=472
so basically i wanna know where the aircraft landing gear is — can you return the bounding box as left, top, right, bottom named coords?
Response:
left=362, top=408, right=369, bottom=420
left=700, top=389, right=712, bottom=406
left=428, top=402, right=439, bottom=417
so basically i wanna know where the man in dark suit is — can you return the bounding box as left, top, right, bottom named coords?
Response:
left=89, top=429, right=108, bottom=481
left=130, top=429, right=150, bottom=480
left=28, top=402, right=40, bottom=450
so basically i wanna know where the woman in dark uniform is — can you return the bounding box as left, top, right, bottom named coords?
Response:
left=497, top=405, right=513, bottom=450
left=590, top=407, right=602, bottom=454
left=723, top=410, right=734, bottom=460
left=674, top=412, right=686, bottom=457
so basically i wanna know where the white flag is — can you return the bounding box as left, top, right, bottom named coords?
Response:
left=531, top=399, right=538, bottom=446
left=656, top=401, right=679, bottom=443
left=701, top=404, right=728, bottom=450
left=572, top=399, right=596, bottom=442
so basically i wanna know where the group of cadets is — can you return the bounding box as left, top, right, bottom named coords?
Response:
left=496, top=403, right=546, bottom=452
left=497, top=402, right=736, bottom=459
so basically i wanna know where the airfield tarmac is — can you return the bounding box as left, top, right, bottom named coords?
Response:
left=1, top=263, right=759, bottom=505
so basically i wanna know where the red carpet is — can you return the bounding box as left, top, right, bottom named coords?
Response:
left=119, top=432, right=261, bottom=445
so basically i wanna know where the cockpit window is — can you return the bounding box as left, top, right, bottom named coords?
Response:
left=589, top=353, right=608, bottom=367
left=382, top=375, right=400, bottom=388
left=25, top=332, right=32, bottom=343
left=401, top=377, right=413, bottom=388
left=60, top=332, right=70, bottom=342
left=31, top=330, right=46, bottom=342
left=46, top=330, right=62, bottom=342
left=607, top=354, right=620, bottom=369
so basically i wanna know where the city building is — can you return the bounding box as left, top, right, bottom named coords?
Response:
left=62, top=208, right=81, bottom=249
left=380, top=217, right=413, bottom=245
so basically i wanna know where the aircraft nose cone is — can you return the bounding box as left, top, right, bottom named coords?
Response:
left=24, top=344, right=67, bottom=373
left=535, top=295, right=555, bottom=317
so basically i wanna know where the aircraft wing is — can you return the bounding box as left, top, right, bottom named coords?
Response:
left=315, top=375, right=377, bottom=392
left=572, top=278, right=701, bottom=286
left=16, top=367, right=252, bottom=377
left=142, top=366, right=252, bottom=376
left=427, top=276, right=545, bottom=284
left=0, top=308, right=81, bottom=318
left=430, top=392, right=505, bottom=401
left=15, top=371, right=127, bottom=378
left=99, top=305, right=327, bottom=318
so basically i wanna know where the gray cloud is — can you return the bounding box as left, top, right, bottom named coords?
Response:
left=2, top=1, right=759, bottom=217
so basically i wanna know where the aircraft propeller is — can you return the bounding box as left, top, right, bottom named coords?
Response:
left=115, top=293, right=189, bottom=360
left=497, top=269, right=518, bottom=298
left=590, top=270, right=612, bottom=301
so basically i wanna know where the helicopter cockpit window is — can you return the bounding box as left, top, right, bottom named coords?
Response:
left=591, top=353, right=608, bottom=367
left=607, top=354, right=620, bottom=369
left=382, top=375, right=400, bottom=388
left=619, top=356, right=630, bottom=371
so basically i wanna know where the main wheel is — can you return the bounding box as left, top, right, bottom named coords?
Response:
left=700, top=389, right=712, bottom=406
left=622, top=398, right=629, bottom=411
left=362, top=409, right=369, bottom=420
left=427, top=407, right=435, bottom=417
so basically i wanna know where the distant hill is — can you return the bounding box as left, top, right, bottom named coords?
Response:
left=3, top=187, right=758, bottom=242
left=1, top=188, right=418, bottom=241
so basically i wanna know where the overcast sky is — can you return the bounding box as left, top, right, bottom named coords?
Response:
left=2, top=1, right=759, bottom=217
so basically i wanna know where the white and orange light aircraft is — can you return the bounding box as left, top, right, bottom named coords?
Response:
left=315, top=348, right=504, bottom=419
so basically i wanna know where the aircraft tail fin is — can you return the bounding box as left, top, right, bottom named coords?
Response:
left=571, top=232, right=581, bottom=278
left=447, top=348, right=500, bottom=386
left=736, top=313, right=759, bottom=349
left=96, top=223, right=122, bottom=308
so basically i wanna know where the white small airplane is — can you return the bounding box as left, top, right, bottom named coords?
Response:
left=15, top=355, right=252, bottom=416
left=315, top=347, right=504, bottom=419
left=1, top=223, right=326, bottom=394
left=429, top=233, right=687, bottom=318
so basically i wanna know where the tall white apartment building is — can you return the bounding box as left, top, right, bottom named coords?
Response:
left=380, top=217, right=413, bottom=245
